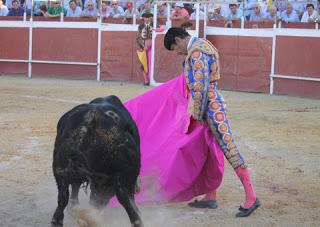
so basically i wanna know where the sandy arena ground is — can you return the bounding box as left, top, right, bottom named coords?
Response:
left=0, top=75, right=319, bottom=227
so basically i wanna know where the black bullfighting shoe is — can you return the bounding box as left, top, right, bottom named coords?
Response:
left=188, top=199, right=218, bottom=209
left=236, top=198, right=261, bottom=217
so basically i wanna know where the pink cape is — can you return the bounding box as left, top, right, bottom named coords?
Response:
left=123, top=75, right=225, bottom=203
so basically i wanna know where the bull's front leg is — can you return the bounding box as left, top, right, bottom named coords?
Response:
left=51, top=179, right=70, bottom=227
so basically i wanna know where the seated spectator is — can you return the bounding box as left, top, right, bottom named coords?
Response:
left=33, top=0, right=47, bottom=16
left=281, top=3, right=300, bottom=22
left=0, top=0, right=9, bottom=16
left=158, top=3, right=167, bottom=17
left=84, top=0, right=97, bottom=9
left=45, top=0, right=63, bottom=18
left=190, top=4, right=206, bottom=20
left=208, top=3, right=224, bottom=21
left=265, top=5, right=277, bottom=21
left=101, top=1, right=111, bottom=18
left=171, top=2, right=189, bottom=20
left=108, top=1, right=124, bottom=18
left=7, top=0, right=24, bottom=16
left=249, top=3, right=266, bottom=21
left=66, top=0, right=82, bottom=17
left=301, top=3, right=318, bottom=22
left=123, top=2, right=139, bottom=18
left=225, top=3, right=242, bottom=21
left=81, top=0, right=98, bottom=18
left=140, top=0, right=153, bottom=15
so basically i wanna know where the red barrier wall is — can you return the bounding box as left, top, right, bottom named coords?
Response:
left=31, top=28, right=97, bottom=79
left=207, top=35, right=272, bottom=93
left=0, top=24, right=319, bottom=98
left=0, top=27, right=29, bottom=75
left=274, top=36, right=320, bottom=97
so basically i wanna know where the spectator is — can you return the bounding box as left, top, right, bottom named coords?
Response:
left=81, top=0, right=98, bottom=18
left=281, top=3, right=300, bottom=22
left=33, top=0, right=47, bottom=16
left=108, top=1, right=124, bottom=18
left=208, top=3, right=224, bottom=21
left=140, top=0, right=153, bottom=15
left=66, top=0, right=82, bottom=17
left=249, top=3, right=265, bottom=21
left=45, top=0, right=63, bottom=18
left=171, top=2, right=189, bottom=20
left=225, top=3, right=242, bottom=21
left=84, top=0, right=97, bottom=9
left=7, top=0, right=24, bottom=16
left=301, top=3, right=318, bottom=22
left=243, top=0, right=258, bottom=20
left=265, top=5, right=277, bottom=21
left=100, top=1, right=111, bottom=18
left=158, top=3, right=167, bottom=17
left=190, top=4, right=205, bottom=20
left=0, top=0, right=9, bottom=16
left=123, top=1, right=139, bottom=18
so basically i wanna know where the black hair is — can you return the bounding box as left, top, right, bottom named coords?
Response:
left=306, top=3, right=314, bottom=9
left=164, top=27, right=190, bottom=51
left=141, top=12, right=153, bottom=18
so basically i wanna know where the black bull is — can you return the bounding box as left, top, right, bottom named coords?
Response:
left=51, top=95, right=143, bottom=227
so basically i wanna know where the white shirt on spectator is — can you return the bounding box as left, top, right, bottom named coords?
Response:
left=66, top=6, right=82, bottom=17
left=109, top=6, right=124, bottom=18
left=281, top=9, right=300, bottom=22
left=250, top=10, right=266, bottom=21
left=225, top=9, right=242, bottom=20
left=0, top=4, right=8, bottom=16
left=123, top=8, right=139, bottom=17
left=301, top=10, right=318, bottom=22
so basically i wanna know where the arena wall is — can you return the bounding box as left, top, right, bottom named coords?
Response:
left=0, top=20, right=319, bottom=98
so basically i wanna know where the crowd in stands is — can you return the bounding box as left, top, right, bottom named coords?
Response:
left=0, top=0, right=319, bottom=23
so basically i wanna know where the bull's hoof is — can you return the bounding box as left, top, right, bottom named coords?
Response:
left=132, top=220, right=144, bottom=227
left=51, top=218, right=63, bottom=227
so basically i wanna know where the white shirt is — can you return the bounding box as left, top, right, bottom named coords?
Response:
left=301, top=10, right=318, bottom=22
left=0, top=5, right=8, bottom=16
left=66, top=6, right=82, bottom=17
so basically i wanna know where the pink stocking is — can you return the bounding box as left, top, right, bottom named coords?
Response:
left=235, top=167, right=256, bottom=209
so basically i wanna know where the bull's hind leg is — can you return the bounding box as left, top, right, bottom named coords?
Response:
left=70, top=182, right=81, bottom=207
left=51, top=178, right=70, bottom=227
left=116, top=178, right=143, bottom=227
